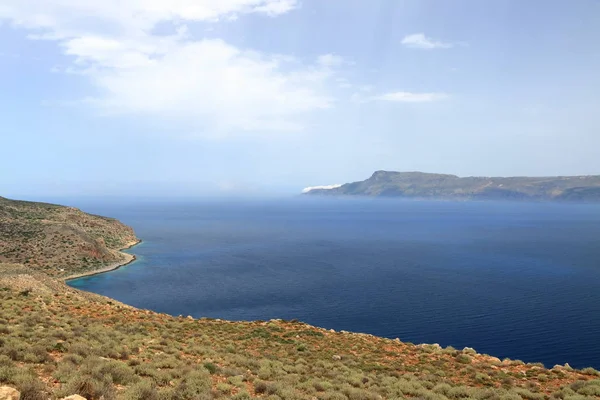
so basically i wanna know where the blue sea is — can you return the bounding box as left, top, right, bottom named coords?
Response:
left=66, top=198, right=600, bottom=369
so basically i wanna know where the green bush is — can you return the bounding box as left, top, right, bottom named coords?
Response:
left=172, top=370, right=212, bottom=399
left=254, top=380, right=268, bottom=394
left=59, top=373, right=115, bottom=400
left=122, top=379, right=159, bottom=400
left=203, top=362, right=218, bottom=374
left=13, top=372, right=47, bottom=400
left=581, top=367, right=600, bottom=377
left=455, top=354, right=472, bottom=364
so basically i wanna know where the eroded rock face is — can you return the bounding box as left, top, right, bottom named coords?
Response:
left=0, top=386, right=20, bottom=400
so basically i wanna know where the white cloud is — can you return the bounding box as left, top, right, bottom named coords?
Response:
left=302, top=184, right=342, bottom=193
left=401, top=33, right=453, bottom=49
left=0, top=0, right=348, bottom=134
left=81, top=39, right=337, bottom=132
left=373, top=92, right=448, bottom=103
left=317, top=54, right=344, bottom=68
left=0, top=1, right=299, bottom=35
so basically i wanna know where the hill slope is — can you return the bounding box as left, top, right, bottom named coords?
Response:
left=304, top=171, right=600, bottom=201
left=0, top=197, right=599, bottom=399
left=0, top=197, right=139, bottom=278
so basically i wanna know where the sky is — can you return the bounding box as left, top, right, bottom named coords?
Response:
left=1, top=0, right=600, bottom=198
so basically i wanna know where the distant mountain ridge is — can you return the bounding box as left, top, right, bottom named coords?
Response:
left=303, top=171, right=600, bottom=201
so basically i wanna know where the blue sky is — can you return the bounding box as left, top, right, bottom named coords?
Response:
left=1, top=0, right=599, bottom=198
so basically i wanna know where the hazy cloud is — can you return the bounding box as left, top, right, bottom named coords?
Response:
left=302, top=184, right=342, bottom=193
left=401, top=33, right=454, bottom=49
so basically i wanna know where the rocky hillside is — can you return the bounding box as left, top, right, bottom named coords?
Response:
left=304, top=171, right=600, bottom=201
left=0, top=197, right=139, bottom=278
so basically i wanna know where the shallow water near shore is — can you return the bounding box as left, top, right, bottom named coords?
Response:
left=66, top=198, right=600, bottom=369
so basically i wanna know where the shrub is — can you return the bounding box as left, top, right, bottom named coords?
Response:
left=99, top=360, right=138, bottom=385
left=60, top=374, right=115, bottom=400
left=232, top=391, right=252, bottom=400
left=297, top=343, right=308, bottom=352
left=576, top=381, right=600, bottom=396
left=448, top=386, right=473, bottom=398
left=0, top=365, right=17, bottom=383
left=23, top=345, right=51, bottom=364
left=172, top=370, right=211, bottom=399
left=513, top=388, right=545, bottom=400
left=455, top=354, right=472, bottom=364
left=122, top=379, right=159, bottom=400
left=313, top=380, right=333, bottom=392
left=13, top=372, right=47, bottom=400
left=203, top=362, right=218, bottom=374
left=255, top=380, right=268, bottom=394
left=581, top=368, right=600, bottom=377
left=216, top=382, right=233, bottom=394
left=1, top=342, right=23, bottom=361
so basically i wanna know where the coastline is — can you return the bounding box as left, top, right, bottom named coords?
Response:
left=63, top=239, right=142, bottom=282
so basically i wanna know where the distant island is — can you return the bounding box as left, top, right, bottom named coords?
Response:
left=303, top=171, right=600, bottom=201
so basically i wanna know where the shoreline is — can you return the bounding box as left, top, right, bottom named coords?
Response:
left=63, top=239, right=142, bottom=282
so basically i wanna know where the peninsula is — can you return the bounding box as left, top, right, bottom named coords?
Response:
left=303, top=171, right=600, bottom=201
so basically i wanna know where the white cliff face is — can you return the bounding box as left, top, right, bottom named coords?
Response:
left=302, top=184, right=342, bottom=193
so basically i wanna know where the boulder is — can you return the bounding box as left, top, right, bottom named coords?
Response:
left=60, top=395, right=87, bottom=400
left=0, top=387, right=20, bottom=400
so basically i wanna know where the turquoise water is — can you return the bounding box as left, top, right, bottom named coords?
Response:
left=68, top=198, right=600, bottom=369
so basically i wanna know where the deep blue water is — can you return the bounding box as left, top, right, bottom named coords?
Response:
left=66, top=198, right=600, bottom=369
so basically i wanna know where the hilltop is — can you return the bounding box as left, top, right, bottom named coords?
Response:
left=303, top=171, right=600, bottom=201
left=0, top=197, right=599, bottom=399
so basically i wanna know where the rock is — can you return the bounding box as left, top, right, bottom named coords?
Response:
left=332, top=355, right=342, bottom=361
left=60, top=396, right=87, bottom=400
left=329, top=329, right=335, bottom=333
left=186, top=315, right=194, bottom=320
left=0, top=387, right=20, bottom=400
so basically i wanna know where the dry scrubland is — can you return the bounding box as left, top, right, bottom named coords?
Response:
left=0, top=197, right=599, bottom=399
left=0, top=197, right=138, bottom=278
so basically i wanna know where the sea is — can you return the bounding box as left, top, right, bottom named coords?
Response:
left=65, top=197, right=600, bottom=369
